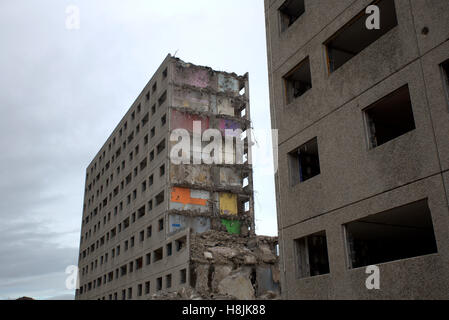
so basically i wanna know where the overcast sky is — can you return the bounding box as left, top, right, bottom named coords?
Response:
left=0, top=0, right=276, bottom=300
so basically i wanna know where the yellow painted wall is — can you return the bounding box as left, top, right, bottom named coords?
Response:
left=219, top=193, right=238, bottom=215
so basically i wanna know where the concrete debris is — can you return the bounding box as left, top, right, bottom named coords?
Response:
left=218, top=271, right=255, bottom=300
left=151, top=230, right=280, bottom=300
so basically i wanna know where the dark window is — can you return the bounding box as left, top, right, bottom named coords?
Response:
left=167, top=243, right=172, bottom=256
left=156, top=191, right=164, bottom=206
left=175, top=236, right=186, bottom=251
left=325, top=0, right=398, bottom=72
left=145, top=281, right=150, bottom=294
left=289, top=137, right=320, bottom=184
left=279, top=0, right=305, bottom=32
left=157, top=139, right=166, bottom=154
left=158, top=218, right=164, bottom=231
left=166, top=274, right=172, bottom=289
left=156, top=277, right=162, bottom=291
left=294, top=231, right=330, bottom=278
left=364, top=85, right=415, bottom=148
left=154, top=247, right=163, bottom=262
left=158, top=91, right=167, bottom=106
left=160, top=164, right=165, bottom=177
left=180, top=269, right=187, bottom=284
left=283, top=57, right=312, bottom=104
left=137, top=284, right=142, bottom=296
left=344, top=199, right=438, bottom=269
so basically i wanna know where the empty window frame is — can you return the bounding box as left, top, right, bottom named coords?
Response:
left=180, top=268, right=187, bottom=284
left=158, top=91, right=167, bottom=107
left=344, top=199, right=438, bottom=269
left=159, top=164, right=165, bottom=177
left=145, top=281, right=150, bottom=294
left=157, top=139, right=166, bottom=154
left=279, top=0, right=305, bottom=32
left=158, top=218, right=164, bottom=231
left=289, top=137, right=320, bottom=184
left=364, top=85, right=415, bottom=148
left=154, top=247, right=163, bottom=262
left=175, top=236, right=187, bottom=251
left=156, top=277, right=162, bottom=291
left=167, top=243, right=172, bottom=256
left=283, top=57, right=312, bottom=104
left=325, top=0, right=398, bottom=73
left=155, top=191, right=164, bottom=206
left=166, top=274, right=172, bottom=289
left=294, top=231, right=330, bottom=278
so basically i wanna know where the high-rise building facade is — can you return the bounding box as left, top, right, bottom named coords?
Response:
left=265, top=0, right=449, bottom=298
left=75, top=55, right=255, bottom=300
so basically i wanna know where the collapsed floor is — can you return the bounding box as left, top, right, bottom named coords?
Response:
left=151, top=230, right=280, bottom=300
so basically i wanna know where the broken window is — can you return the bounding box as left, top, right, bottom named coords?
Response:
left=279, top=0, right=305, bottom=32
left=158, top=218, right=164, bottom=231
left=142, top=112, right=149, bottom=126
left=156, top=191, right=164, bottom=206
left=136, top=257, right=143, bottom=270
left=175, top=236, right=186, bottom=251
left=138, top=205, right=145, bottom=219
left=166, top=274, right=172, bottom=289
left=160, top=164, right=165, bottom=177
left=157, top=139, right=166, bottom=154
left=140, top=158, right=147, bottom=170
left=283, top=57, right=312, bottom=104
left=180, top=269, right=187, bottom=284
left=167, top=243, right=172, bottom=256
left=289, top=137, right=320, bottom=184
left=364, top=85, right=415, bottom=148
left=325, top=0, right=398, bottom=73
left=139, top=230, right=144, bottom=242
left=295, top=231, right=330, bottom=278
left=344, top=199, right=438, bottom=269
left=158, top=91, right=167, bottom=107
left=120, top=265, right=127, bottom=276
left=123, top=217, right=130, bottom=229
left=154, top=247, right=163, bottom=262
left=137, top=284, right=142, bottom=297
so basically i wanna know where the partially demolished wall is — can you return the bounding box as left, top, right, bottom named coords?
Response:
left=152, top=231, right=280, bottom=300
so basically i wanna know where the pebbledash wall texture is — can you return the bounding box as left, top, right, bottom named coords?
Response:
left=75, top=55, right=280, bottom=300
left=265, top=0, right=449, bottom=299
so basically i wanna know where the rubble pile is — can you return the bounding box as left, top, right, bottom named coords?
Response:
left=152, top=231, right=280, bottom=300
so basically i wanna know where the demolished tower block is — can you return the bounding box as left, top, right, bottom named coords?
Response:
left=168, top=58, right=254, bottom=236
left=76, top=55, right=279, bottom=300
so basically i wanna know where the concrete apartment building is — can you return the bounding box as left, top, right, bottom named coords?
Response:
left=265, top=0, right=449, bottom=299
left=75, top=55, right=260, bottom=300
